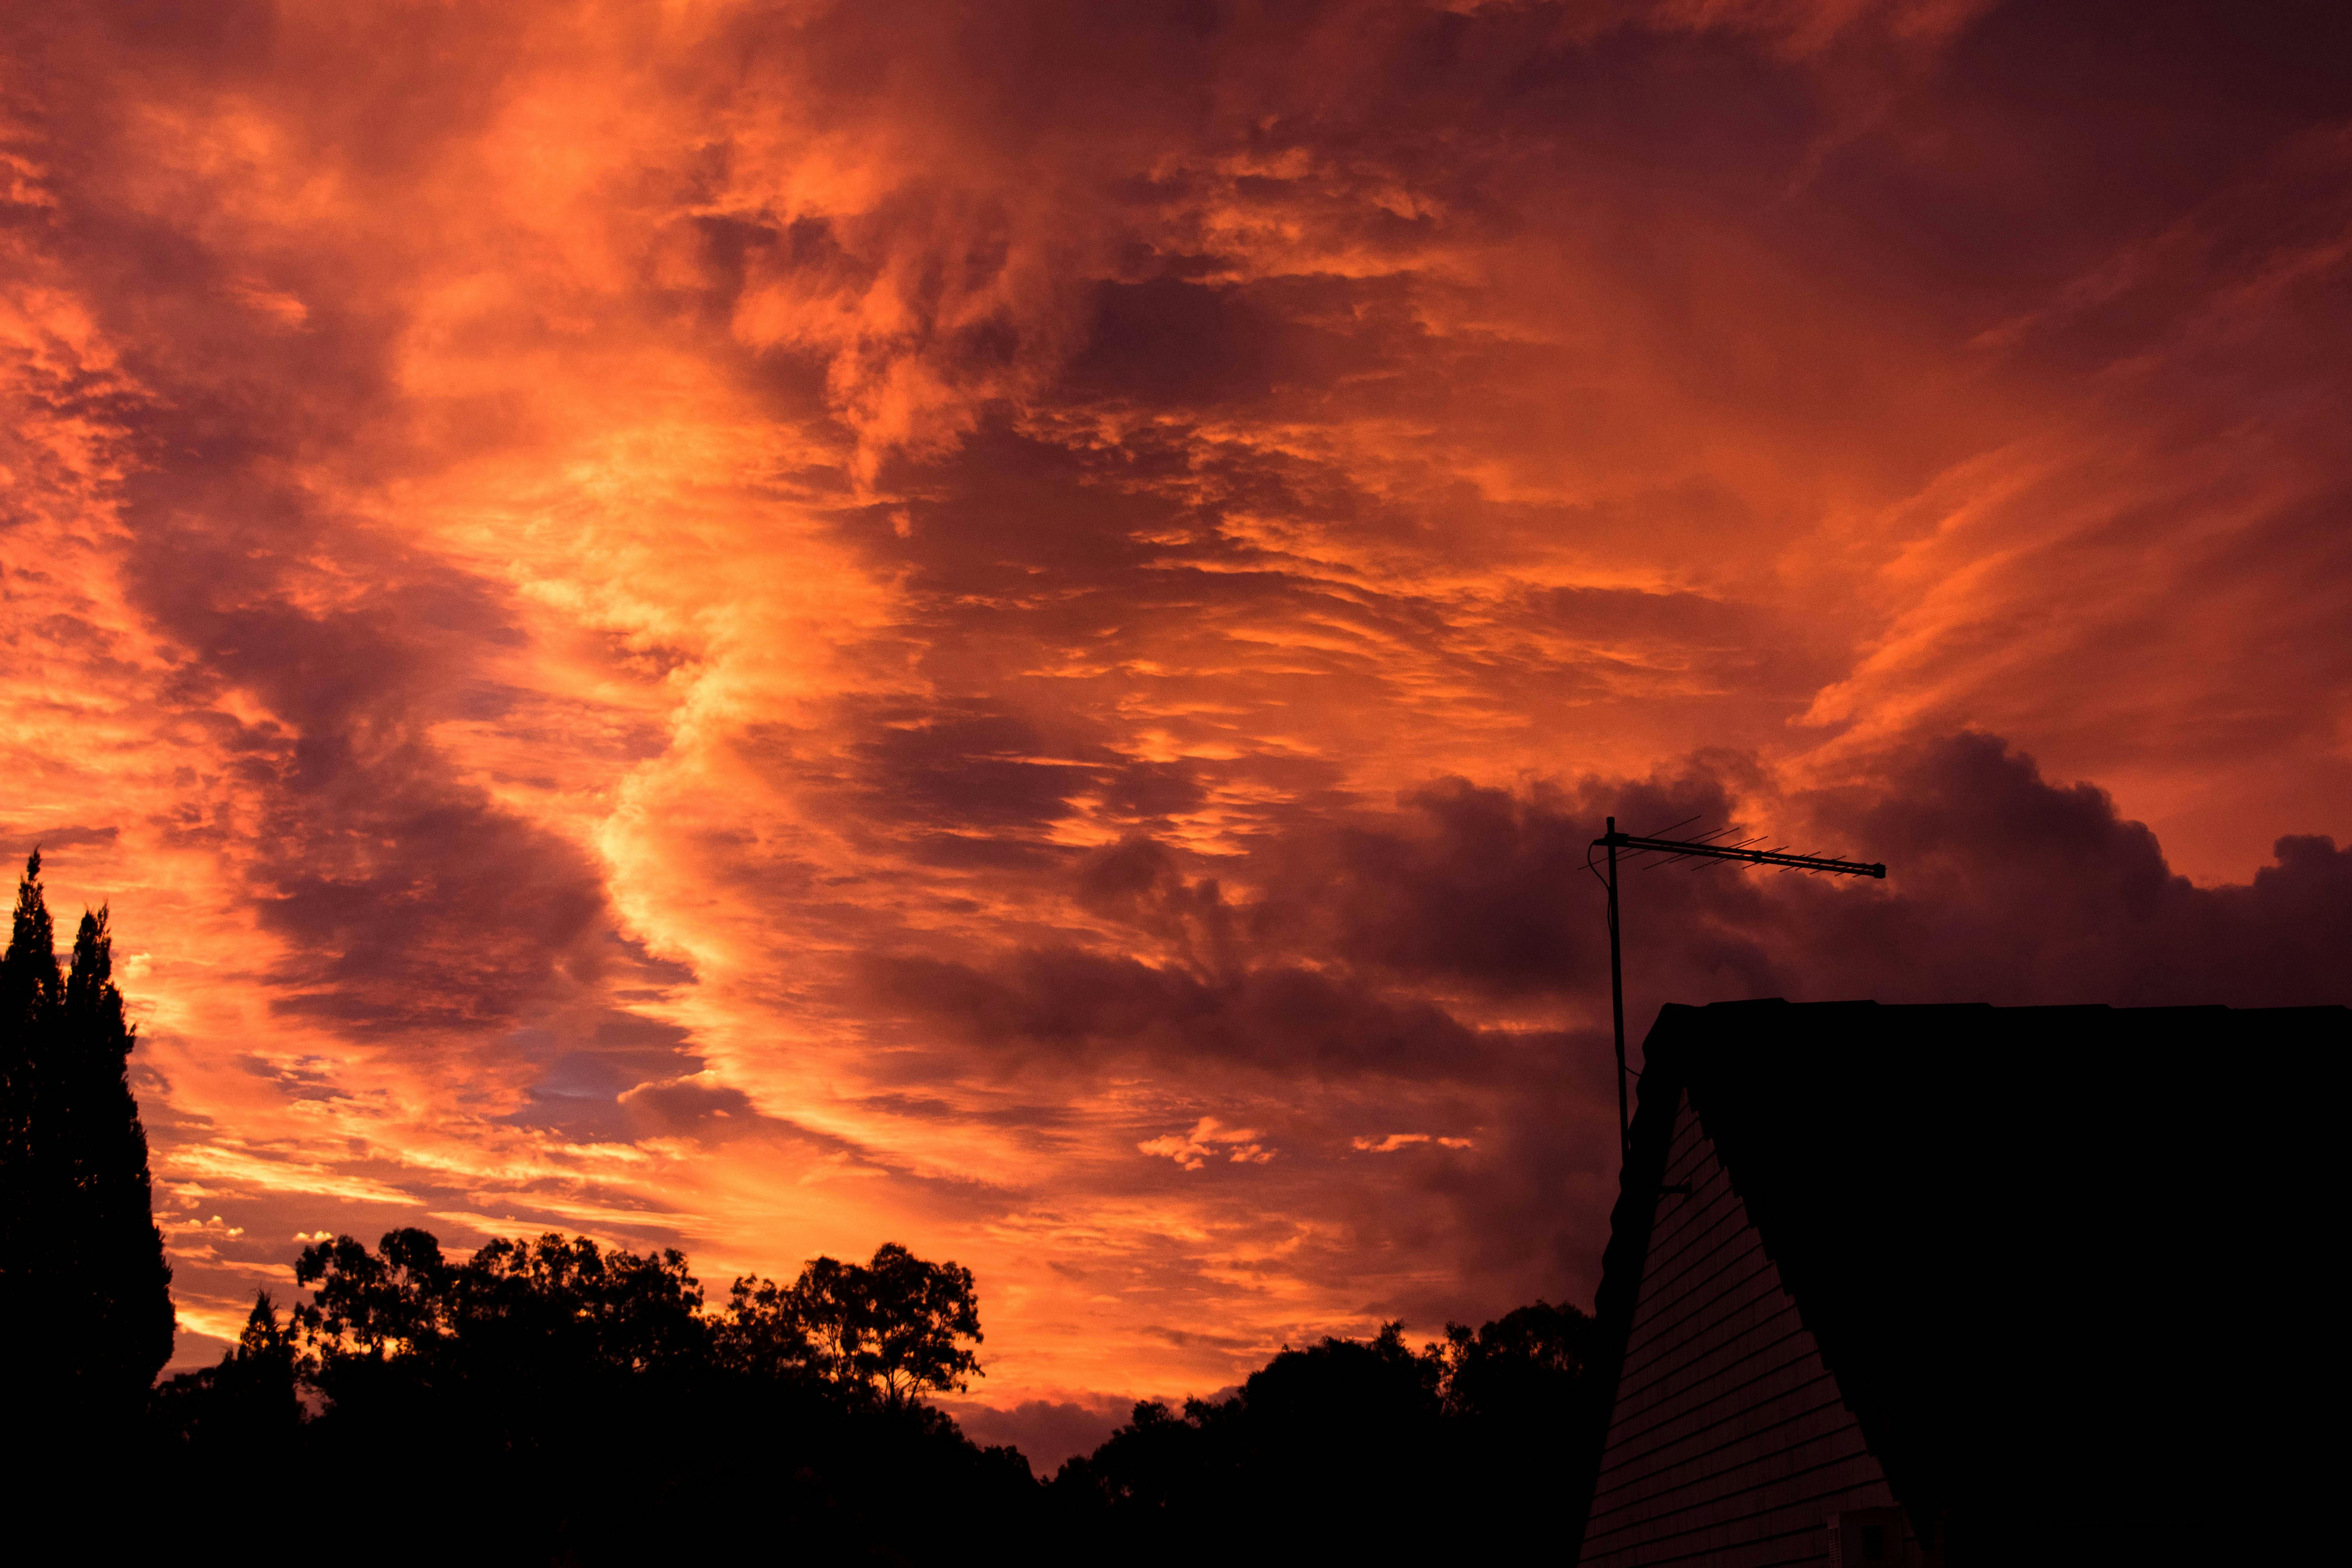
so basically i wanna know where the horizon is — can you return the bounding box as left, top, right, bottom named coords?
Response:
left=4, top=1, right=2347, bottom=1467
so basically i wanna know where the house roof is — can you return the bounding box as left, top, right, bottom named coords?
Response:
left=1581, top=998, right=2348, bottom=1555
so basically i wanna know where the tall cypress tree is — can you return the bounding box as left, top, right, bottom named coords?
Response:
left=0, top=853, right=175, bottom=1422
left=0, top=851, right=64, bottom=1321
left=60, top=902, right=176, bottom=1405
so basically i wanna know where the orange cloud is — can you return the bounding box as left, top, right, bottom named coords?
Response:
left=3, top=2, right=2345, bottom=1411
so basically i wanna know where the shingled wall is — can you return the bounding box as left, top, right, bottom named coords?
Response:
left=1580, top=1090, right=1900, bottom=1568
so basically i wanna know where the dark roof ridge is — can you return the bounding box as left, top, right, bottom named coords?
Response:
left=1673, top=998, right=2352, bottom=1017
left=1577, top=997, right=2349, bottom=1561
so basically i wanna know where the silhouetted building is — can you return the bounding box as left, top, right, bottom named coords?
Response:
left=1575, top=999, right=2347, bottom=1567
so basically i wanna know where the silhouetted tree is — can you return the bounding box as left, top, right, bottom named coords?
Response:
left=1440, top=1296, right=1601, bottom=1425
left=1439, top=1298, right=1608, bottom=1552
left=291, top=1226, right=456, bottom=1366
left=0, top=851, right=64, bottom=1253
left=0, top=853, right=173, bottom=1424
left=159, top=1225, right=1022, bottom=1564
left=289, top=1226, right=710, bottom=1413
left=151, top=1292, right=301, bottom=1445
left=58, top=906, right=176, bottom=1397
left=1053, top=1307, right=1607, bottom=1563
left=726, top=1241, right=983, bottom=1403
left=716, top=1270, right=820, bottom=1381
left=1054, top=1321, right=1451, bottom=1561
left=456, top=1231, right=708, bottom=1374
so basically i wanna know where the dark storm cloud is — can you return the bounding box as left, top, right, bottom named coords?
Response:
left=850, top=703, right=1097, bottom=835
left=0, top=824, right=120, bottom=851
left=1065, top=276, right=1398, bottom=410
left=863, top=945, right=1493, bottom=1084
left=870, top=720, right=2352, bottom=1101
left=616, top=1075, right=762, bottom=1138
left=1242, top=773, right=1713, bottom=998
left=0, top=10, right=647, bottom=1047
left=1099, top=762, right=1210, bottom=822
left=1788, top=733, right=2352, bottom=1009
left=1235, top=733, right=2352, bottom=1023
left=505, top=1014, right=710, bottom=1138
left=125, top=530, right=617, bottom=1034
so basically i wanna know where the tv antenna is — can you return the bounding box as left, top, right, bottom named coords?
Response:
left=1586, top=817, right=1886, bottom=1163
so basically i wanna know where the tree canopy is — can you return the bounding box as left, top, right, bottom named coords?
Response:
left=1051, top=1303, right=1607, bottom=1562
left=294, top=1227, right=710, bottom=1380
left=155, top=1225, right=1018, bottom=1563
left=0, top=852, right=173, bottom=1425
left=150, top=1218, right=1606, bottom=1564
left=276, top=1227, right=985, bottom=1407
left=728, top=1241, right=983, bottom=1401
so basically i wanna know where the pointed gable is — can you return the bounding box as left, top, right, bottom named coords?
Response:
left=1575, top=998, right=2349, bottom=1566
left=1581, top=1086, right=1899, bottom=1566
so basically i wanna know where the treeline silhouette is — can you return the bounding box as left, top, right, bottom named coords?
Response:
left=152, top=1225, right=1605, bottom=1564
left=1056, top=1299, right=1607, bottom=1563
left=3, top=855, right=1608, bottom=1561
left=154, top=1228, right=1023, bottom=1560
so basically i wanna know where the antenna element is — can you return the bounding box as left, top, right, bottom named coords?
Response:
left=1589, top=820, right=1886, bottom=1166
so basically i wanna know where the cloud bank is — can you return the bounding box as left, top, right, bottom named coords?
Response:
left=2, top=1, right=2345, bottom=1409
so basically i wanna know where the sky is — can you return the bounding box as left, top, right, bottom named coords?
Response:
left=4, top=0, right=2348, bottom=1464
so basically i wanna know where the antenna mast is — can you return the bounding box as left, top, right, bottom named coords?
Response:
left=1590, top=818, right=1886, bottom=1163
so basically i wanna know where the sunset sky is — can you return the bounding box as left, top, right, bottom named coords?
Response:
left=4, top=1, right=2347, bottom=1461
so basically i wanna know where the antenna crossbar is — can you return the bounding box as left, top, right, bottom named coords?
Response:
left=1599, top=829, right=1884, bottom=878
left=1587, top=817, right=1887, bottom=1172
